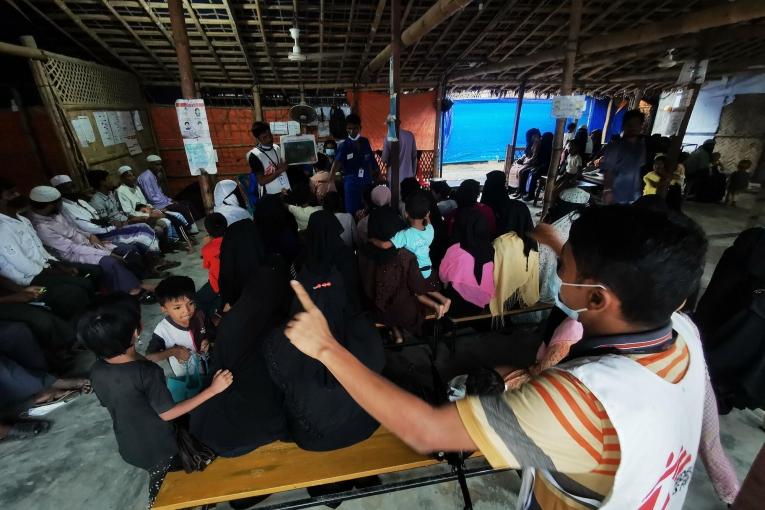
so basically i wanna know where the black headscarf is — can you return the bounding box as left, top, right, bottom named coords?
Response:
left=536, top=132, right=555, bottom=171
left=218, top=220, right=264, bottom=306
left=255, top=194, right=301, bottom=262
left=304, top=210, right=345, bottom=276
left=263, top=268, right=384, bottom=451
left=525, top=128, right=541, bottom=158
left=190, top=259, right=291, bottom=456
left=481, top=170, right=509, bottom=217
left=453, top=208, right=494, bottom=284
left=455, top=179, right=481, bottom=208
left=400, top=177, right=422, bottom=203
left=361, top=206, right=406, bottom=263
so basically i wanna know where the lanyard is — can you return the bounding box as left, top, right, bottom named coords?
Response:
left=260, top=146, right=280, bottom=167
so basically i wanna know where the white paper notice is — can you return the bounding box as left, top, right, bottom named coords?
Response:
left=125, top=136, right=142, bottom=155
left=107, top=111, right=124, bottom=144
left=287, top=121, right=301, bottom=136
left=132, top=110, right=144, bottom=131
left=119, top=111, right=135, bottom=138
left=270, top=121, right=289, bottom=135
left=551, top=95, right=586, bottom=119
left=175, top=99, right=217, bottom=175
left=71, top=116, right=96, bottom=148
left=93, top=112, right=116, bottom=146
left=317, top=121, right=330, bottom=138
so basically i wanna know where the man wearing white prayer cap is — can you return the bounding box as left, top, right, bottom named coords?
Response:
left=136, top=154, right=199, bottom=235
left=26, top=186, right=153, bottom=301
left=49, top=175, right=73, bottom=188
left=51, top=174, right=163, bottom=259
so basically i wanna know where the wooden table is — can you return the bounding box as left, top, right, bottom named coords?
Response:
left=153, top=427, right=499, bottom=510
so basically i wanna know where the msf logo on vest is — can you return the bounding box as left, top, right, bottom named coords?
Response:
left=639, top=447, right=694, bottom=510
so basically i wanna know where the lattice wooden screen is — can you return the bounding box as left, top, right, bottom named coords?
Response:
left=42, top=56, right=144, bottom=107
left=375, top=150, right=435, bottom=186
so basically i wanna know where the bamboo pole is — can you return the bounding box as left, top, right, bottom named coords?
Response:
left=453, top=0, right=765, bottom=80
left=542, top=0, right=582, bottom=218
left=433, top=78, right=446, bottom=178
left=355, top=0, right=387, bottom=83
left=9, top=86, right=49, bottom=178
left=664, top=84, right=701, bottom=191
left=601, top=97, right=614, bottom=145
left=363, top=0, right=474, bottom=78
left=20, top=36, right=80, bottom=182
left=252, top=85, right=263, bottom=121
left=99, top=0, right=170, bottom=73
left=253, top=0, right=287, bottom=99
left=167, top=0, right=213, bottom=213
left=390, top=0, right=402, bottom=210
left=506, top=81, right=525, bottom=178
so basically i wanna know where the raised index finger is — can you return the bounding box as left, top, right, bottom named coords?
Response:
left=290, top=280, right=318, bottom=313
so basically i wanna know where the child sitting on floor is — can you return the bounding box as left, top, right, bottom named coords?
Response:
left=145, top=276, right=210, bottom=377
left=371, top=190, right=451, bottom=318
left=78, top=294, right=232, bottom=506
left=726, top=159, right=753, bottom=206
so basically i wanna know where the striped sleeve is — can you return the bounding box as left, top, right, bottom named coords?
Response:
left=456, top=370, right=618, bottom=475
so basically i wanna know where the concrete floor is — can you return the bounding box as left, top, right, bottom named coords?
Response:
left=1, top=192, right=762, bottom=510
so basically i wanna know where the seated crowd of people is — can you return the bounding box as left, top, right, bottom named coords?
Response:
left=0, top=116, right=748, bottom=509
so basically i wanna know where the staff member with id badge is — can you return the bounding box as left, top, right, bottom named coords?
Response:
left=330, top=114, right=380, bottom=215
left=248, top=121, right=292, bottom=197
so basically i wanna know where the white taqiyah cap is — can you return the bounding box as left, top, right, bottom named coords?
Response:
left=146, top=154, right=162, bottom=162
left=118, top=165, right=133, bottom=175
left=49, top=175, right=73, bottom=187
left=29, top=186, right=62, bottom=203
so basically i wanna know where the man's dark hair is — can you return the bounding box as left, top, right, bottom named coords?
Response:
left=77, top=296, right=141, bottom=358
left=455, top=179, right=480, bottom=208
left=322, top=191, right=343, bottom=214
left=431, top=180, right=452, bottom=199
left=204, top=212, right=228, bottom=238
left=87, top=170, right=109, bottom=190
left=567, top=122, right=577, bottom=131
left=568, top=205, right=707, bottom=328
left=622, top=109, right=646, bottom=125
left=405, top=190, right=431, bottom=221
left=155, top=275, right=196, bottom=306
left=251, top=121, right=270, bottom=138
left=134, top=203, right=147, bottom=211
left=346, top=113, right=361, bottom=126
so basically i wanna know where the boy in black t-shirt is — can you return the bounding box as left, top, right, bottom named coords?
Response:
left=78, top=294, right=232, bottom=506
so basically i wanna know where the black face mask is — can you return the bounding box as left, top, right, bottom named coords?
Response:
left=7, top=195, right=29, bottom=211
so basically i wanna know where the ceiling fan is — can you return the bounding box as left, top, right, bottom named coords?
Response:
left=657, top=49, right=681, bottom=69
left=286, top=27, right=345, bottom=62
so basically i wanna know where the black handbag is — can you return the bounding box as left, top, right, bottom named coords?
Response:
left=175, top=425, right=217, bottom=473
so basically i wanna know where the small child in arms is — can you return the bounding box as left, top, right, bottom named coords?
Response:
left=78, top=294, right=232, bottom=506
left=501, top=317, right=584, bottom=390
left=146, top=276, right=210, bottom=377
left=370, top=190, right=451, bottom=318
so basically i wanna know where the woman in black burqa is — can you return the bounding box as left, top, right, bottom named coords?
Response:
left=481, top=170, right=535, bottom=239
left=263, top=246, right=384, bottom=450
left=190, top=220, right=291, bottom=457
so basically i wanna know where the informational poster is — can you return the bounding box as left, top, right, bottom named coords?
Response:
left=119, top=111, right=135, bottom=139
left=317, top=121, right=330, bottom=138
left=93, top=111, right=116, bottom=146
left=125, top=135, right=142, bottom=155
left=287, top=121, right=301, bottom=136
left=175, top=99, right=217, bottom=175
left=132, top=110, right=144, bottom=131
left=107, top=111, right=124, bottom=144
left=71, top=115, right=96, bottom=148
left=551, top=95, right=586, bottom=119
left=270, top=121, right=289, bottom=135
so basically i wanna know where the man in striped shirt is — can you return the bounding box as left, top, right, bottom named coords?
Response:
left=285, top=205, right=709, bottom=509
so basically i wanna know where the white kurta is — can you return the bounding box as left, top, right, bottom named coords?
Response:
left=0, top=212, right=56, bottom=285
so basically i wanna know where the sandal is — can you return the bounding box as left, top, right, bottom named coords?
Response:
left=2, top=420, right=51, bottom=441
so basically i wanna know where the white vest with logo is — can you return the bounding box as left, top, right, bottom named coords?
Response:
left=517, top=312, right=705, bottom=510
left=247, top=145, right=291, bottom=196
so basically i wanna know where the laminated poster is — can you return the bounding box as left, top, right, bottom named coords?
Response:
left=175, top=99, right=217, bottom=175
left=93, top=112, right=116, bottom=147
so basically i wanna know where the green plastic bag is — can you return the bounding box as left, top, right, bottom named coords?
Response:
left=167, top=354, right=209, bottom=402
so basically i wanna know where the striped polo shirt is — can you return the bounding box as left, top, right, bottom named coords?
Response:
left=457, top=323, right=691, bottom=509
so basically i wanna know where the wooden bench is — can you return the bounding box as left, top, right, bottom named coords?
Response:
left=153, top=427, right=501, bottom=510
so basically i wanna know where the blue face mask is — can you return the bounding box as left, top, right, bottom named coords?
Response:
left=554, top=281, right=606, bottom=321
left=325, top=149, right=335, bottom=157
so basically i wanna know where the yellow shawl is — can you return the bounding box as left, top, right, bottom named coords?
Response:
left=490, top=232, right=540, bottom=320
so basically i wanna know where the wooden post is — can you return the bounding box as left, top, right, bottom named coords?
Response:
left=506, top=81, right=526, bottom=177
left=390, top=0, right=402, bottom=209
left=20, top=36, right=80, bottom=182
left=433, top=78, right=445, bottom=178
left=601, top=97, right=614, bottom=145
left=8, top=85, right=49, bottom=178
left=542, top=0, right=582, bottom=217
left=167, top=0, right=213, bottom=213
left=629, top=88, right=642, bottom=110
left=252, top=85, right=263, bottom=122
left=665, top=84, right=701, bottom=181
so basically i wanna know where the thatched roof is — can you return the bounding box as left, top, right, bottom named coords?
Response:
left=7, top=0, right=765, bottom=99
